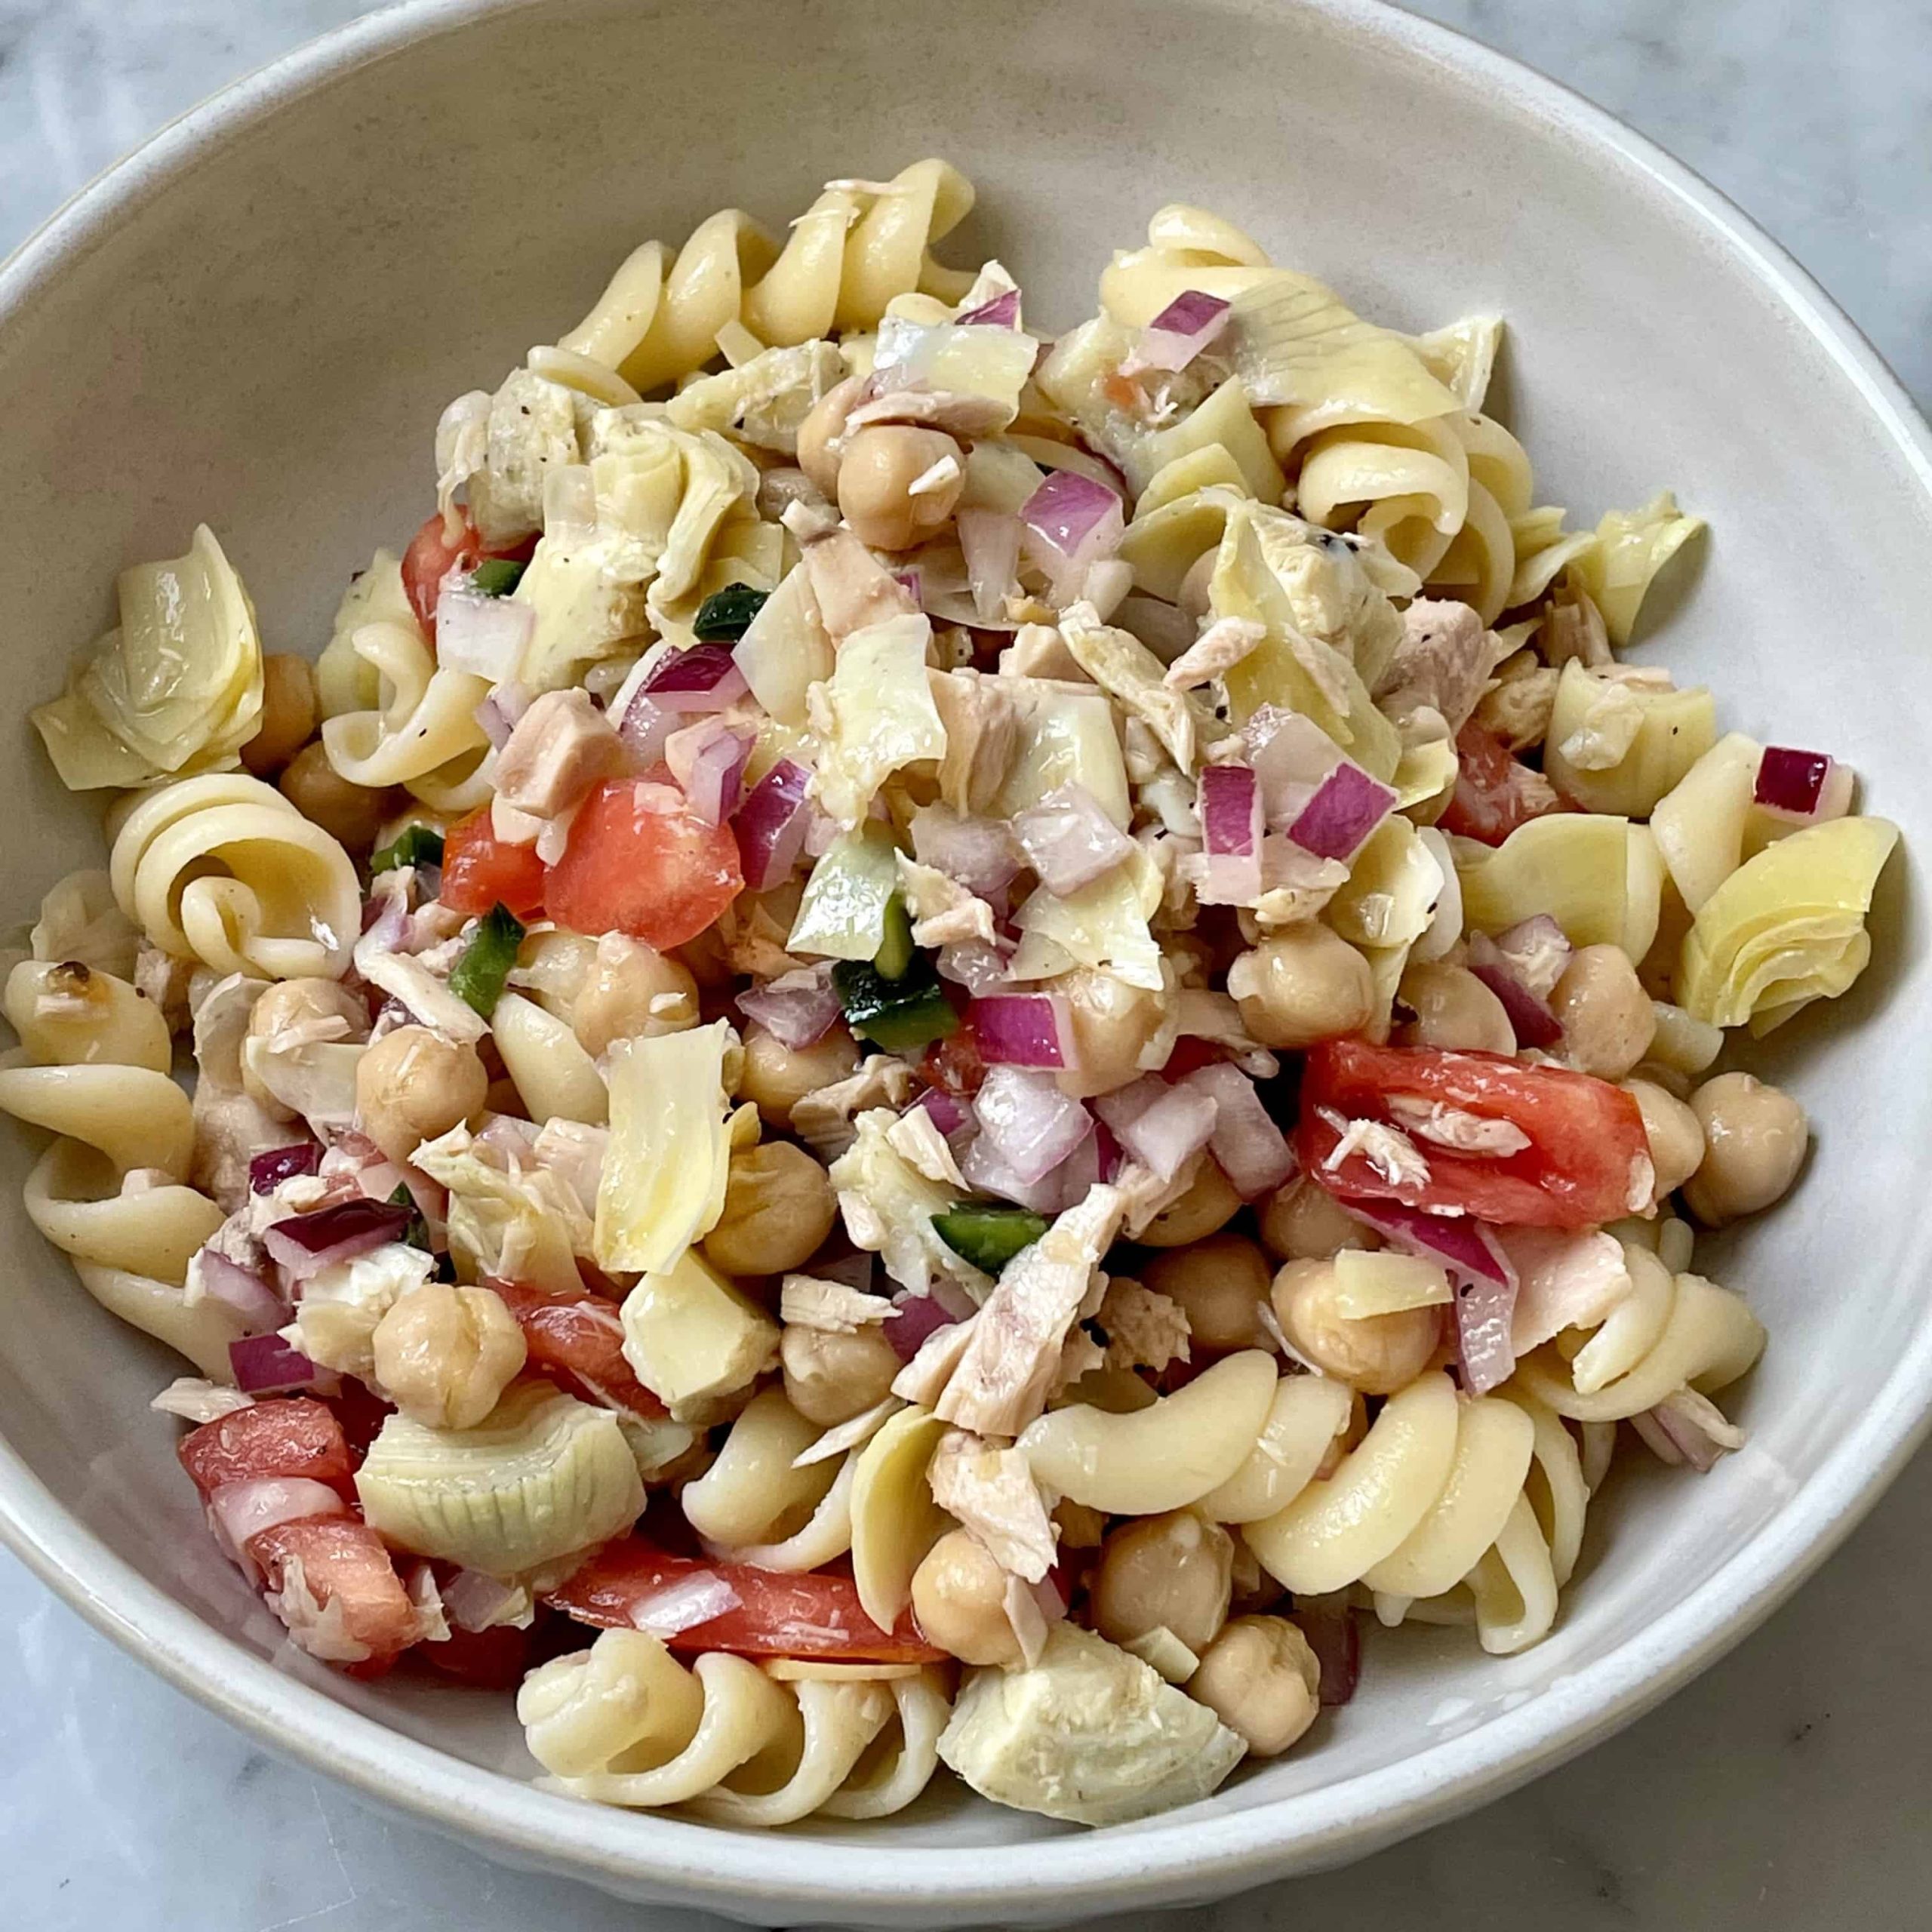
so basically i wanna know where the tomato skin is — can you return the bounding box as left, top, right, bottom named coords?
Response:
left=1298, top=1038, right=1650, bottom=1229
left=178, top=1398, right=356, bottom=1503
left=416, top=1620, right=534, bottom=1689
left=1438, top=720, right=1561, bottom=846
left=543, top=779, right=743, bottom=951
left=487, top=1279, right=668, bottom=1419
left=248, top=1516, right=423, bottom=1662
left=400, top=511, right=536, bottom=643
left=439, top=805, right=549, bottom=919
left=546, top=1539, right=946, bottom=1664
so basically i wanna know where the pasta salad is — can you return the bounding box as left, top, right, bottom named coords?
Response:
left=4, top=159, right=1900, bottom=1829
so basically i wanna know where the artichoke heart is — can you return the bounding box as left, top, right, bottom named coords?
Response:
left=355, top=1383, right=644, bottom=1577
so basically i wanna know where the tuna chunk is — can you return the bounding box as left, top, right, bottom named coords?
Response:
left=928, top=1430, right=1058, bottom=1582
left=494, top=688, right=623, bottom=820
left=1375, top=597, right=1494, bottom=734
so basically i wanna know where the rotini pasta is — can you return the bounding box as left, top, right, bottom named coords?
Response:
left=10, top=157, right=1900, bottom=1835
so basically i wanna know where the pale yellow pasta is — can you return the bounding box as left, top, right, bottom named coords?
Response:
left=1194, top=1374, right=1354, bottom=1524
left=109, top=774, right=360, bottom=981
left=519, top=1629, right=948, bottom=1823
left=26, top=869, right=140, bottom=979
left=315, top=549, right=412, bottom=720
left=490, top=991, right=608, bottom=1127
left=681, top=1389, right=854, bottom=1571
left=3, top=959, right=171, bottom=1071
left=320, top=618, right=491, bottom=790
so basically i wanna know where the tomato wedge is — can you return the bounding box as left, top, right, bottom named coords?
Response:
left=177, top=1398, right=356, bottom=1503
left=248, top=1516, right=423, bottom=1663
left=487, top=1278, right=667, bottom=1419
left=400, top=510, right=534, bottom=644
left=543, top=778, right=743, bottom=951
left=439, top=804, right=549, bottom=919
left=1298, top=1037, right=1650, bottom=1229
left=414, top=1620, right=534, bottom=1689
left=1438, top=719, right=1561, bottom=846
left=546, top=1539, right=946, bottom=1664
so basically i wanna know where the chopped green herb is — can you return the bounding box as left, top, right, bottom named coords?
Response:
left=448, top=902, right=526, bottom=1018
left=469, top=556, right=528, bottom=597
left=873, top=891, right=914, bottom=981
left=387, top=1182, right=436, bottom=1260
left=370, top=823, right=445, bottom=876
left=693, top=583, right=771, bottom=642
left=932, top=1204, right=1049, bottom=1273
left=832, top=952, right=958, bottom=1053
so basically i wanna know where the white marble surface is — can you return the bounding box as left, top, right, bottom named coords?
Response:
left=2, top=2, right=1930, bottom=1926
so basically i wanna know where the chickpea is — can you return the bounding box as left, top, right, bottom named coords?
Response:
left=571, top=934, right=700, bottom=1056
left=795, top=373, right=867, bottom=500
left=354, top=1023, right=488, bottom=1164
left=1549, top=943, right=1656, bottom=1080
left=702, top=1142, right=837, bottom=1278
left=1054, top=968, right=1164, bottom=1100
left=1684, top=1072, right=1808, bottom=1225
left=371, top=1281, right=527, bottom=1430
left=1143, top=1232, right=1273, bottom=1351
left=1272, top=1258, right=1439, bottom=1395
left=242, top=654, right=320, bottom=777
left=737, top=1023, right=861, bottom=1128
left=241, top=976, right=371, bottom=1107
left=1229, top=927, right=1374, bottom=1050
left=1136, top=1159, right=1241, bottom=1248
left=1259, top=1175, right=1380, bottom=1263
left=911, top=1528, right=1020, bottom=1667
left=780, top=1324, right=901, bottom=1428
left=1091, top=1510, right=1234, bottom=1656
left=1623, top=1076, right=1705, bottom=1204
left=1189, top=1617, right=1321, bottom=1756
left=1396, top=962, right=1515, bottom=1056
left=279, top=740, right=398, bottom=854
left=836, top=426, right=965, bottom=551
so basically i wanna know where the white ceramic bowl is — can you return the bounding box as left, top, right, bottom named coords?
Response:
left=2, top=0, right=1928, bottom=1921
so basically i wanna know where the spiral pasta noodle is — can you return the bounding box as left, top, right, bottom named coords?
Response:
left=109, top=774, right=360, bottom=981
left=518, top=1628, right=950, bottom=1823
left=560, top=160, right=975, bottom=394
left=680, top=1388, right=859, bottom=1571
left=319, top=616, right=492, bottom=795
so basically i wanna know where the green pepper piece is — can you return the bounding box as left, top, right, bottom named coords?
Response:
left=370, top=823, right=445, bottom=876
left=832, top=952, right=958, bottom=1053
left=692, top=583, right=771, bottom=642
left=932, top=1204, right=1050, bottom=1273
left=874, top=891, right=914, bottom=981
left=448, top=901, right=526, bottom=1018
left=469, top=557, right=528, bottom=597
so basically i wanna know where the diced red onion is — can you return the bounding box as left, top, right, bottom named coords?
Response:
left=960, top=1128, right=1088, bottom=1214
left=733, top=758, right=813, bottom=891
left=884, top=1291, right=960, bottom=1361
left=1630, top=1389, right=1744, bottom=1473
left=1451, top=1270, right=1518, bottom=1397
left=643, top=643, right=749, bottom=712
left=629, top=1573, right=744, bottom=1636
left=956, top=509, right=1023, bottom=622
left=1200, top=763, right=1262, bottom=860
left=958, top=288, right=1021, bottom=328
left=666, top=718, right=753, bottom=826
left=1020, top=470, right=1124, bottom=600
left=435, top=586, right=534, bottom=680
left=970, top=994, right=1075, bottom=1070
left=1287, top=762, right=1395, bottom=863
left=737, top=964, right=842, bottom=1050
left=1245, top=706, right=1343, bottom=826
left=208, top=1476, right=346, bottom=1576
left=475, top=681, right=531, bottom=751
left=908, top=1088, right=968, bottom=1137
left=1011, top=783, right=1135, bottom=896
left=1094, top=1074, right=1217, bottom=1183
left=971, top=1066, right=1094, bottom=1184
left=262, top=1198, right=413, bottom=1284
left=1343, top=1198, right=1518, bottom=1290
left=911, top=811, right=1021, bottom=899
left=1489, top=914, right=1573, bottom=1002
left=195, top=1250, right=288, bottom=1333
left=250, top=1144, right=321, bottom=1195
left=1296, top=1599, right=1361, bottom=1707
left=1181, top=1063, right=1294, bottom=1199
left=617, top=692, right=675, bottom=768
left=1467, top=934, right=1564, bottom=1050
left=1130, top=291, right=1232, bottom=373
left=1754, top=746, right=1854, bottom=824
left=228, top=1334, right=328, bottom=1396
left=441, top=1567, right=529, bottom=1634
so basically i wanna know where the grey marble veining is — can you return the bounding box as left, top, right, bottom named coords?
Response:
left=2, top=3, right=1930, bottom=1927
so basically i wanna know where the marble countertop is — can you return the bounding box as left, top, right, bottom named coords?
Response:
left=3, top=2, right=1930, bottom=1927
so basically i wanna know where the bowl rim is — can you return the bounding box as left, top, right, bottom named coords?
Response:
left=4, top=0, right=1931, bottom=1913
